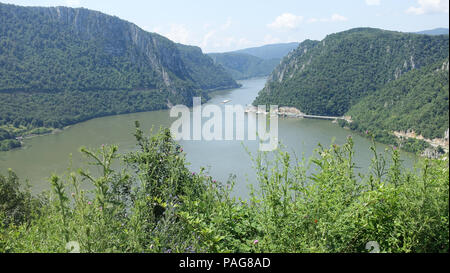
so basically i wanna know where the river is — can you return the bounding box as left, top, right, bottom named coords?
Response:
left=0, top=77, right=418, bottom=197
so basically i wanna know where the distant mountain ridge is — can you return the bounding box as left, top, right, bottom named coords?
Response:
left=208, top=52, right=280, bottom=80
left=208, top=43, right=299, bottom=80
left=415, top=28, right=449, bottom=35
left=232, top=42, right=300, bottom=60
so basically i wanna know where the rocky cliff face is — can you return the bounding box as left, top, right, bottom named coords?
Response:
left=176, top=44, right=241, bottom=90
left=254, top=28, right=449, bottom=116
left=27, top=6, right=189, bottom=88
left=0, top=3, right=237, bottom=97
left=267, top=40, right=320, bottom=84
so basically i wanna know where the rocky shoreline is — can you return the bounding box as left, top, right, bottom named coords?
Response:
left=394, top=130, right=449, bottom=154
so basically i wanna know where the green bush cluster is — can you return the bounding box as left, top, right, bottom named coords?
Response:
left=0, top=139, right=21, bottom=152
left=0, top=128, right=20, bottom=151
left=0, top=126, right=448, bottom=253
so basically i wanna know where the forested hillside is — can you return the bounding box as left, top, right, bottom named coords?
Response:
left=208, top=42, right=299, bottom=80
left=344, top=58, right=449, bottom=152
left=415, top=28, right=449, bottom=35
left=253, top=28, right=449, bottom=154
left=0, top=3, right=238, bottom=151
left=0, top=3, right=237, bottom=93
left=233, top=42, right=299, bottom=60
left=208, top=52, right=279, bottom=80
left=254, top=28, right=449, bottom=116
left=176, top=44, right=241, bottom=90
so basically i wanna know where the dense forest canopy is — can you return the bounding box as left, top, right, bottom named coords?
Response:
left=0, top=3, right=238, bottom=150
left=347, top=58, right=449, bottom=141
left=254, top=28, right=449, bottom=116
left=254, top=28, right=449, bottom=153
left=0, top=3, right=238, bottom=93
left=176, top=44, right=242, bottom=90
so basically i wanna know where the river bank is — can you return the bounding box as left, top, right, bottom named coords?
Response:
left=245, top=104, right=448, bottom=158
left=0, top=78, right=419, bottom=196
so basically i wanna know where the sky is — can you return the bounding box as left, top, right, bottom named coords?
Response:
left=1, top=0, right=449, bottom=53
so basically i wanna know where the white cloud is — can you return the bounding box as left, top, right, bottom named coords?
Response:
left=200, top=18, right=238, bottom=50
left=66, top=0, right=81, bottom=7
left=268, top=13, right=303, bottom=30
left=206, top=35, right=240, bottom=51
left=406, top=0, right=449, bottom=15
left=203, top=23, right=212, bottom=31
left=165, top=24, right=191, bottom=44
left=365, top=0, right=380, bottom=6
left=264, top=34, right=282, bottom=44
left=223, top=37, right=236, bottom=47
left=221, top=18, right=232, bottom=31
left=330, top=14, right=348, bottom=22
left=237, top=38, right=253, bottom=48
left=201, top=30, right=217, bottom=48
left=307, top=14, right=348, bottom=23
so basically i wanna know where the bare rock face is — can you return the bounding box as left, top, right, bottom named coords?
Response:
left=34, top=6, right=189, bottom=88
left=277, top=107, right=304, bottom=117
left=268, top=40, right=320, bottom=84
left=438, top=60, right=450, bottom=72
left=394, top=130, right=449, bottom=153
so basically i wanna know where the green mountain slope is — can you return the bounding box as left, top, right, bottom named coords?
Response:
left=208, top=43, right=299, bottom=80
left=208, top=52, right=280, bottom=80
left=254, top=28, right=449, bottom=116
left=0, top=3, right=238, bottom=150
left=176, top=44, right=241, bottom=90
left=415, top=28, right=449, bottom=35
left=0, top=3, right=238, bottom=94
left=233, top=42, right=300, bottom=60
left=345, top=58, right=449, bottom=151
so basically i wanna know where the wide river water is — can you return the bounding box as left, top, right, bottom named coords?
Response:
left=0, top=77, right=418, bottom=197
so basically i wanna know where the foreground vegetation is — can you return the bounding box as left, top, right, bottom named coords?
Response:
left=1, top=124, right=448, bottom=253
